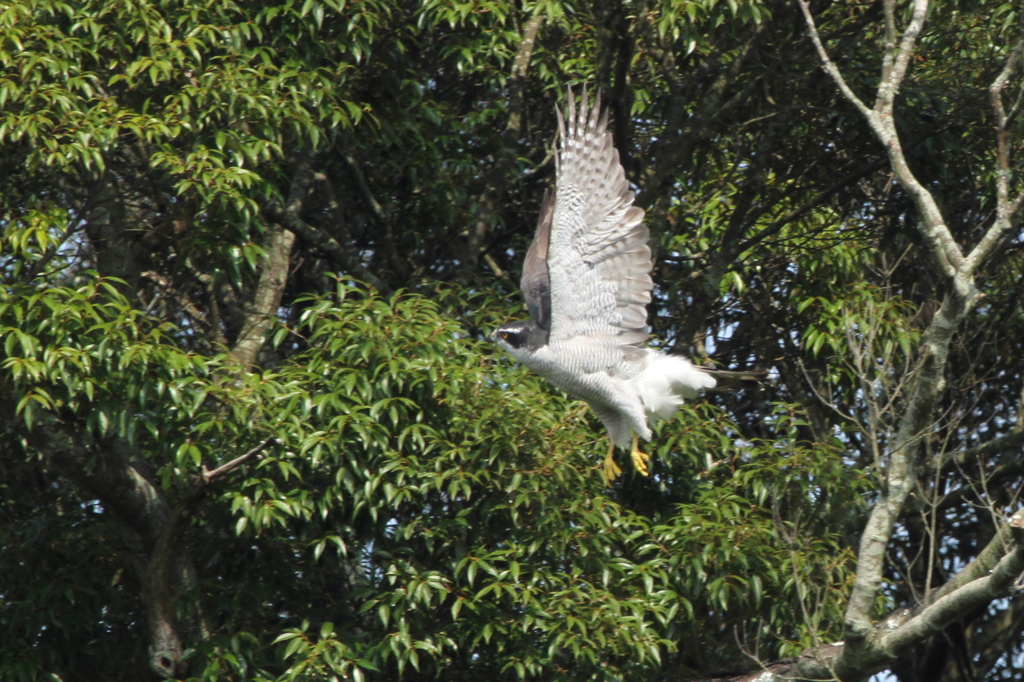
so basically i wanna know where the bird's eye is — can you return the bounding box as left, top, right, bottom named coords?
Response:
left=501, top=332, right=510, bottom=340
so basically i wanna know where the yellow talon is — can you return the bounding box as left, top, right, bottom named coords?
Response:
left=603, top=435, right=651, bottom=482
left=629, top=433, right=650, bottom=477
left=603, top=439, right=622, bottom=483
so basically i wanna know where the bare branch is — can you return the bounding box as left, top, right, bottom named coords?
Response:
left=799, top=0, right=965, bottom=280
left=796, top=358, right=861, bottom=428
left=948, top=428, right=1024, bottom=469
left=796, top=0, right=872, bottom=119
left=142, top=271, right=211, bottom=330
left=991, top=41, right=1023, bottom=201
left=343, top=152, right=389, bottom=227
left=340, top=152, right=409, bottom=279
left=201, top=436, right=278, bottom=484
left=737, top=159, right=888, bottom=254
left=879, top=512, right=1024, bottom=654
left=845, top=286, right=978, bottom=637
left=936, top=464, right=1024, bottom=515
left=874, top=0, right=929, bottom=113
left=308, top=169, right=391, bottom=292
left=962, top=36, right=1024, bottom=273
left=796, top=3, right=1009, bottom=645
left=268, top=194, right=387, bottom=292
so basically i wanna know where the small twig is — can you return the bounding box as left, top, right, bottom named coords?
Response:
left=796, top=358, right=860, bottom=427
left=483, top=253, right=506, bottom=278
left=20, top=222, right=81, bottom=283
left=142, top=271, right=210, bottom=327
left=202, top=436, right=279, bottom=485
left=167, top=436, right=280, bottom=545
left=142, top=289, right=164, bottom=316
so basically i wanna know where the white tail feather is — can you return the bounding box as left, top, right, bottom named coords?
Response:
left=634, top=353, right=716, bottom=420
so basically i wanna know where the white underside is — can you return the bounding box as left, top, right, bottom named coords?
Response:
left=634, top=353, right=717, bottom=421
left=501, top=337, right=716, bottom=449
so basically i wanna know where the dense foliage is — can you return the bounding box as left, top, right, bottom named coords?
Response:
left=1, top=1, right=1023, bottom=681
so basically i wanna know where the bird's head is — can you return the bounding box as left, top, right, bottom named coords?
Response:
left=490, top=320, right=548, bottom=360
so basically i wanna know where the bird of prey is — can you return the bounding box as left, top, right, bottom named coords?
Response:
left=492, top=88, right=759, bottom=481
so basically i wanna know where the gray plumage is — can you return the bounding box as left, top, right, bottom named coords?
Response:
left=492, top=88, right=759, bottom=478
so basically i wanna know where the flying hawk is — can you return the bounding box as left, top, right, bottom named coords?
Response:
left=492, top=88, right=760, bottom=481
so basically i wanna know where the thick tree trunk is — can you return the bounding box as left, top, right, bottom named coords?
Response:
left=2, top=403, right=194, bottom=678
left=83, top=172, right=151, bottom=289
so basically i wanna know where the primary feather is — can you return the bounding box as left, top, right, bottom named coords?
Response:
left=547, top=88, right=652, bottom=349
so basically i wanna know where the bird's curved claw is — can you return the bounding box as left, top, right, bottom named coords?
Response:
left=603, top=441, right=622, bottom=483
left=630, top=434, right=650, bottom=477
left=630, top=449, right=650, bottom=476
left=603, top=436, right=651, bottom=482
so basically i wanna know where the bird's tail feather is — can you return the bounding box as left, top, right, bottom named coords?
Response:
left=698, top=367, right=768, bottom=392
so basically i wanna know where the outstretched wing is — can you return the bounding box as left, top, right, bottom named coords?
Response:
left=546, top=88, right=652, bottom=355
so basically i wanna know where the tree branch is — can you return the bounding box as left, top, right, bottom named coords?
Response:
left=340, top=151, right=409, bottom=279
left=729, top=513, right=1024, bottom=681
left=797, top=0, right=1009, bottom=647
left=201, top=436, right=278, bottom=485
left=879, top=512, right=1024, bottom=654
left=142, top=271, right=211, bottom=330
left=962, top=35, right=1024, bottom=274
left=934, top=459, right=1024, bottom=513
left=230, top=156, right=334, bottom=366
left=465, top=12, right=545, bottom=271
left=948, top=424, right=1024, bottom=468
left=267, top=195, right=387, bottom=293
left=1, top=400, right=190, bottom=678
left=796, top=0, right=873, bottom=119
left=874, top=0, right=929, bottom=113
left=798, top=0, right=965, bottom=280
left=736, top=159, right=888, bottom=254
left=229, top=219, right=295, bottom=367
left=305, top=167, right=392, bottom=292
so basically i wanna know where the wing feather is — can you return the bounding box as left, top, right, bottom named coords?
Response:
left=547, top=88, right=653, bottom=352
left=521, top=188, right=554, bottom=332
